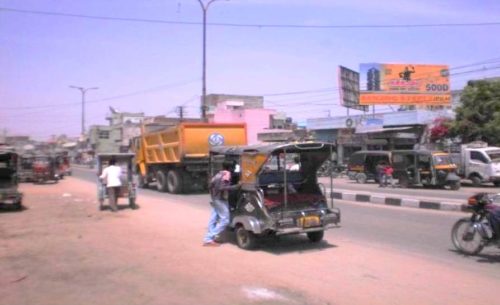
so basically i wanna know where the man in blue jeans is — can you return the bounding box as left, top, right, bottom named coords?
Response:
left=203, top=161, right=239, bottom=247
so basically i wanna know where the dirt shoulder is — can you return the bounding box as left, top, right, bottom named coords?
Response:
left=1, top=177, right=498, bottom=305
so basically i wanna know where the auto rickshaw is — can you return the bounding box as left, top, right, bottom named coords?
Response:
left=32, top=155, right=59, bottom=184
left=209, top=142, right=341, bottom=250
left=0, top=151, right=23, bottom=210
left=54, top=153, right=71, bottom=179
left=97, top=153, right=137, bottom=210
left=18, top=153, right=35, bottom=182
left=347, top=150, right=392, bottom=184
left=392, top=150, right=461, bottom=190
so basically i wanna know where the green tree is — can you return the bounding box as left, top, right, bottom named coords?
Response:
left=450, top=79, right=500, bottom=145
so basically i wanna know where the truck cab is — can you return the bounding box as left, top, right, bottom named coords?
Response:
left=454, top=142, right=500, bottom=187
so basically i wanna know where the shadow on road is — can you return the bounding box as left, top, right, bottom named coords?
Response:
left=448, top=248, right=500, bottom=264
left=0, top=205, right=28, bottom=213
left=220, top=230, right=338, bottom=255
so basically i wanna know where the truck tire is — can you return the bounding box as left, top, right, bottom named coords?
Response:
left=167, top=170, right=183, bottom=194
left=470, top=175, right=482, bottom=187
left=156, top=170, right=168, bottom=192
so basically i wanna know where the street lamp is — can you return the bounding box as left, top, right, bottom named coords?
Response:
left=69, top=86, right=99, bottom=136
left=196, top=0, right=228, bottom=122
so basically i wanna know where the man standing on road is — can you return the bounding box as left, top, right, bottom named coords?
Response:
left=99, top=157, right=122, bottom=212
left=376, top=162, right=386, bottom=187
left=203, top=161, right=239, bottom=247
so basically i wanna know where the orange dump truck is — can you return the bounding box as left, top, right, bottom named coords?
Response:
left=132, top=122, right=247, bottom=193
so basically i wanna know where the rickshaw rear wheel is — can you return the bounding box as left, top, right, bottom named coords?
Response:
left=129, top=198, right=137, bottom=209
left=307, top=231, right=324, bottom=242
left=356, top=173, right=367, bottom=184
left=450, top=181, right=461, bottom=190
left=235, top=226, right=257, bottom=250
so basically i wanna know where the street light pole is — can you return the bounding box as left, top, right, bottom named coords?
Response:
left=69, top=86, right=99, bottom=136
left=196, top=0, right=227, bottom=122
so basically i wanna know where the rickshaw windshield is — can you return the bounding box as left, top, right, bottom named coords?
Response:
left=433, top=154, right=452, bottom=165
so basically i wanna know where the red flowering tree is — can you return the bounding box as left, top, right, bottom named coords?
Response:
left=429, top=117, right=452, bottom=143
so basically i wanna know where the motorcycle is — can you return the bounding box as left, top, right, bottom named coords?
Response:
left=451, top=192, right=500, bottom=255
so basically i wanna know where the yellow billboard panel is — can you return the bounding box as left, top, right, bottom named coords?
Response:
left=359, top=63, right=450, bottom=106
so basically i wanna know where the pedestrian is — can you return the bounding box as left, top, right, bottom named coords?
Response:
left=203, top=161, right=239, bottom=247
left=99, top=157, right=122, bottom=212
left=376, top=162, right=386, bottom=187
left=384, top=164, right=395, bottom=188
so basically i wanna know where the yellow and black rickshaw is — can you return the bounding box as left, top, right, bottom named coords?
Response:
left=209, top=142, right=341, bottom=250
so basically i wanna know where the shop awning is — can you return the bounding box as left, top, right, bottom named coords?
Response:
left=355, top=126, right=413, bottom=134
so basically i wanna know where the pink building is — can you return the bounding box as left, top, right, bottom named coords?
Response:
left=208, top=101, right=276, bottom=144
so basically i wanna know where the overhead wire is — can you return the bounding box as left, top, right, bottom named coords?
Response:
left=1, top=7, right=500, bottom=29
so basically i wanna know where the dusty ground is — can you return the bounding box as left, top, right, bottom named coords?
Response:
left=1, top=177, right=499, bottom=305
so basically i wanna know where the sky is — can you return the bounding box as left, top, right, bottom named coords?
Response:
left=1, top=0, right=500, bottom=140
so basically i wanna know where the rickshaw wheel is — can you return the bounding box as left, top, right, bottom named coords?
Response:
left=129, top=198, right=137, bottom=209
left=356, top=173, right=367, bottom=184
left=235, top=226, right=257, bottom=250
left=307, top=231, right=324, bottom=242
left=450, top=181, right=461, bottom=190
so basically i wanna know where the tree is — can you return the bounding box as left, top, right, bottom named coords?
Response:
left=449, top=79, right=500, bottom=145
left=429, top=117, right=452, bottom=143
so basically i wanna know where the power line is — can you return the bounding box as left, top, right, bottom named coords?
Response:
left=1, top=7, right=499, bottom=29
left=0, top=78, right=200, bottom=110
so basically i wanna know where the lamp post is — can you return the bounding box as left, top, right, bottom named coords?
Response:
left=69, top=86, right=99, bottom=136
left=196, top=0, right=227, bottom=122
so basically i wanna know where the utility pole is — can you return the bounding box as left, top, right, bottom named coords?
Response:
left=177, top=106, right=184, bottom=121
left=196, top=0, right=228, bottom=122
left=69, top=86, right=99, bottom=136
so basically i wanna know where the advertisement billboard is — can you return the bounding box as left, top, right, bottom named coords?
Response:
left=338, top=66, right=368, bottom=111
left=359, top=63, right=450, bottom=105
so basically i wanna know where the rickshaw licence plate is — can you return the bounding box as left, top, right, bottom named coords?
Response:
left=298, top=216, right=321, bottom=228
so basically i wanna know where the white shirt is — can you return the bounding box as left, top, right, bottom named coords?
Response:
left=100, top=165, right=122, bottom=188
left=290, top=163, right=300, bottom=171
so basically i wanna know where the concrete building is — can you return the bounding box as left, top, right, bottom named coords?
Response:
left=307, top=109, right=455, bottom=163
left=205, top=94, right=264, bottom=113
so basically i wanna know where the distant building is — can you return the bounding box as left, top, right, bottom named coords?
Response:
left=205, top=94, right=264, bottom=114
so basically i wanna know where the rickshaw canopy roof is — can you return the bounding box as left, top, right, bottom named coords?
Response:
left=210, top=142, right=334, bottom=156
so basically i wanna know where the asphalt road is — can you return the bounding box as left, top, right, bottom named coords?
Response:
left=319, top=176, right=500, bottom=202
left=75, top=167, right=500, bottom=279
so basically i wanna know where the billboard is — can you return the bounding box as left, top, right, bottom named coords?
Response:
left=359, top=63, right=450, bottom=105
left=338, top=66, right=368, bottom=111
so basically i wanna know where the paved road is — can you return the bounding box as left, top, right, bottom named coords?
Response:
left=74, top=167, right=500, bottom=279
left=319, top=176, right=500, bottom=202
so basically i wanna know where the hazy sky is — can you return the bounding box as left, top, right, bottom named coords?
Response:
left=1, top=0, right=500, bottom=139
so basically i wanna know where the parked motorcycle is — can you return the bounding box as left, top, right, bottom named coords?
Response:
left=451, top=192, right=499, bottom=255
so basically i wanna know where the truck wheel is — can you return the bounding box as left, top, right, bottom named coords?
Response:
left=167, top=170, right=182, bottom=194
left=235, top=226, right=257, bottom=250
left=14, top=200, right=22, bottom=211
left=307, top=231, right=324, bottom=243
left=156, top=170, right=168, bottom=192
left=470, top=176, right=482, bottom=187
